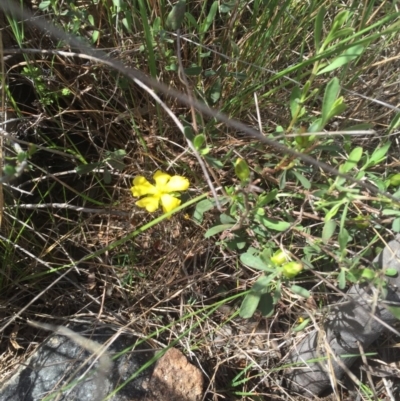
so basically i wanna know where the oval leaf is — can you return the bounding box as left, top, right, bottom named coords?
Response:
left=240, top=253, right=273, bottom=272
left=239, top=292, right=261, bottom=318
left=317, top=44, right=364, bottom=75
left=290, top=285, right=311, bottom=298
left=259, top=217, right=291, bottom=231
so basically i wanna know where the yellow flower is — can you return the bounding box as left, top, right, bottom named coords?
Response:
left=131, top=171, right=189, bottom=213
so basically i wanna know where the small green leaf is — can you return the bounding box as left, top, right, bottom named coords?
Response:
left=166, top=0, right=186, bottom=30
left=103, top=167, right=111, bottom=184
left=338, top=268, right=346, bottom=289
left=201, top=1, right=218, bottom=34
left=338, top=227, right=350, bottom=252
left=386, top=305, right=400, bottom=320
left=76, top=163, right=99, bottom=174
left=208, top=77, right=221, bottom=104
left=220, top=213, right=236, bottom=224
left=361, top=268, right=375, bottom=280
left=239, top=292, right=261, bottom=318
left=234, top=158, right=251, bottom=182
left=290, top=285, right=310, bottom=298
left=322, top=219, right=336, bottom=243
left=3, top=165, right=16, bottom=176
left=108, top=158, right=125, bottom=170
left=205, top=224, right=235, bottom=238
left=204, top=155, right=224, bottom=169
left=317, top=44, right=364, bottom=75
left=341, top=147, right=363, bottom=173
left=381, top=209, right=400, bottom=217
left=184, top=64, right=202, bottom=76
left=293, top=318, right=310, bottom=332
left=321, top=77, right=341, bottom=125
left=240, top=253, right=274, bottom=272
left=257, top=189, right=278, bottom=206
left=259, top=293, right=274, bottom=317
left=364, top=142, right=391, bottom=169
left=290, top=86, right=302, bottom=119
left=385, top=268, right=398, bottom=277
left=252, top=274, right=276, bottom=293
left=325, top=201, right=344, bottom=221
left=193, top=198, right=217, bottom=223
left=331, top=10, right=350, bottom=32
left=392, top=217, right=400, bottom=233
left=259, top=217, right=291, bottom=232
left=193, top=134, right=206, bottom=150
left=292, top=170, right=311, bottom=189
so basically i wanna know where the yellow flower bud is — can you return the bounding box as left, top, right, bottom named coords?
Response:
left=234, top=158, right=250, bottom=183
left=271, top=250, right=289, bottom=266
left=388, top=174, right=400, bottom=187
left=282, top=262, right=303, bottom=278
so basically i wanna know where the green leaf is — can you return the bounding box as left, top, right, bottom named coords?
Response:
left=259, top=217, right=291, bottom=232
left=317, top=44, right=364, bottom=75
left=385, top=268, right=398, bottom=277
left=341, top=147, right=363, bottom=173
left=204, top=224, right=235, bottom=238
left=240, top=253, right=275, bottom=272
left=257, top=189, right=278, bottom=206
left=388, top=113, right=400, bottom=135
left=193, top=198, right=216, bottom=223
left=184, top=64, right=202, bottom=76
left=166, top=0, right=186, bottom=30
left=107, top=158, right=125, bottom=170
left=308, top=117, right=323, bottom=133
left=259, top=293, right=274, bottom=317
left=321, top=77, right=341, bottom=125
left=76, top=163, right=99, bottom=174
left=331, top=10, right=350, bottom=32
left=292, top=170, right=311, bottom=189
left=338, top=268, right=346, bottom=289
left=327, top=27, right=354, bottom=42
left=193, top=134, right=206, bottom=150
left=208, top=77, right=221, bottom=104
left=325, top=201, right=344, bottom=221
left=103, top=167, right=111, bottom=184
left=201, top=1, right=218, bottom=34
left=252, top=274, right=276, bottom=293
left=220, top=213, right=236, bottom=224
left=234, top=158, right=250, bottom=182
left=204, top=155, right=224, bottom=169
left=290, top=86, right=302, bottom=119
left=326, top=99, right=346, bottom=121
left=239, top=292, right=261, bottom=318
left=386, top=305, right=400, bottom=321
left=364, top=142, right=391, bottom=169
left=322, top=219, right=336, bottom=243
left=290, top=285, right=310, bottom=298
left=338, top=227, right=350, bottom=252
left=293, top=318, right=310, bottom=332
left=392, top=218, right=400, bottom=233
left=38, top=1, right=51, bottom=11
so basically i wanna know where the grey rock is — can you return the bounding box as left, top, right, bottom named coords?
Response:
left=0, top=324, right=154, bottom=401
left=285, top=235, right=400, bottom=396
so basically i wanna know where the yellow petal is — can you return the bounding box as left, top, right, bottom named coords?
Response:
left=131, top=176, right=157, bottom=197
left=165, top=175, right=189, bottom=192
left=153, top=171, right=171, bottom=190
left=136, top=196, right=160, bottom=212
left=160, top=194, right=181, bottom=213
